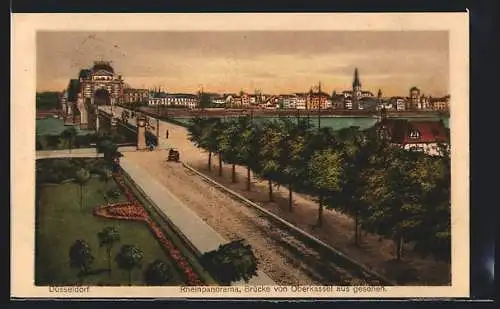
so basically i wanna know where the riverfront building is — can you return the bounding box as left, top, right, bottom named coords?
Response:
left=375, top=117, right=449, bottom=156
left=341, top=68, right=376, bottom=110
left=148, top=92, right=198, bottom=109
left=123, top=88, right=149, bottom=104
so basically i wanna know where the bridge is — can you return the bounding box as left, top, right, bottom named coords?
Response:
left=97, top=105, right=175, bottom=151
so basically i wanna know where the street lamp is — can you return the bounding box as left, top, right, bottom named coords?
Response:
left=317, top=81, right=322, bottom=130
left=156, top=100, right=160, bottom=149
left=137, top=116, right=146, bottom=127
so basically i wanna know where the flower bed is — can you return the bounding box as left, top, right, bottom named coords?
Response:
left=93, top=172, right=204, bottom=286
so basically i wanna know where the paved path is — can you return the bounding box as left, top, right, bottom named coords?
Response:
left=119, top=156, right=275, bottom=286
left=36, top=146, right=138, bottom=159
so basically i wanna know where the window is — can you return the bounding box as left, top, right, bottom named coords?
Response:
left=408, top=129, right=421, bottom=140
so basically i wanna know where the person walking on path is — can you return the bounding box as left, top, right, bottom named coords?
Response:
left=166, top=129, right=169, bottom=139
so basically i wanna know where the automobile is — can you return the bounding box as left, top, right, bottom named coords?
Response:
left=167, top=148, right=180, bottom=162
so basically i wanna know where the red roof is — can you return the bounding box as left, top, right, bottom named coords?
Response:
left=378, top=119, right=448, bottom=144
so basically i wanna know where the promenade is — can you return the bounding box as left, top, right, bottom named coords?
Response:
left=119, top=157, right=275, bottom=286
left=36, top=146, right=137, bottom=159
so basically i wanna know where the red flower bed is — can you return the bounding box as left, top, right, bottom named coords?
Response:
left=93, top=172, right=204, bottom=286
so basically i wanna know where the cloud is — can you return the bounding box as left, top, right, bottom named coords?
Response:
left=36, top=31, right=449, bottom=96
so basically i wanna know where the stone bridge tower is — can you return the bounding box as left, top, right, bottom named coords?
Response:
left=76, top=60, right=124, bottom=130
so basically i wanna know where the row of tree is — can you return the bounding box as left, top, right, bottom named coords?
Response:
left=36, top=92, right=61, bottom=110
left=69, top=227, right=173, bottom=285
left=187, top=116, right=451, bottom=262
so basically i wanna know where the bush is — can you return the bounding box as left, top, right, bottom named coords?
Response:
left=106, top=186, right=121, bottom=199
left=143, top=260, right=172, bottom=285
left=200, top=239, right=258, bottom=285
left=36, top=158, right=108, bottom=184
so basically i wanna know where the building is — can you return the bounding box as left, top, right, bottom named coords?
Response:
left=148, top=93, right=198, bottom=109
left=408, top=86, right=421, bottom=110
left=352, top=68, right=362, bottom=110
left=295, top=94, right=307, bottom=109
left=389, top=96, right=407, bottom=111
left=148, top=91, right=168, bottom=106
left=306, top=91, right=330, bottom=110
left=61, top=60, right=127, bottom=129
left=241, top=93, right=251, bottom=107
left=78, top=61, right=125, bottom=105
left=249, top=95, right=258, bottom=105
left=429, top=95, right=450, bottom=111
left=340, top=69, right=375, bottom=110
left=360, top=97, right=378, bottom=111
left=123, top=88, right=149, bottom=104
left=59, top=90, right=68, bottom=114
left=330, top=92, right=344, bottom=109
left=211, top=96, right=226, bottom=106
left=377, top=101, right=394, bottom=110
left=375, top=118, right=449, bottom=156
left=261, top=95, right=279, bottom=109
left=278, top=94, right=297, bottom=109
left=418, top=94, right=430, bottom=110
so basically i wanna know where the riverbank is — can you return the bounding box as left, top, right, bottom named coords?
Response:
left=135, top=106, right=449, bottom=119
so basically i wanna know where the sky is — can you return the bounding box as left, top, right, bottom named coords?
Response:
left=36, top=31, right=449, bottom=97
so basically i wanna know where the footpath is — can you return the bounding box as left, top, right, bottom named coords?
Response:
left=119, top=157, right=275, bottom=286
left=36, top=146, right=137, bottom=159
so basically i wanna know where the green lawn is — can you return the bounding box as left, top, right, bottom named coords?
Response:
left=35, top=177, right=186, bottom=286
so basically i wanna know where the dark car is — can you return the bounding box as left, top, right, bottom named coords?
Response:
left=167, top=148, right=180, bottom=162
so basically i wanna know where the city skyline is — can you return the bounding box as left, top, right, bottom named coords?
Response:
left=37, top=31, right=449, bottom=97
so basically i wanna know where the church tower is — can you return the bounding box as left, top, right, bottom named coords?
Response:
left=352, top=68, right=362, bottom=110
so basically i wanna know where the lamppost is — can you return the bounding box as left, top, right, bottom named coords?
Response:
left=110, top=95, right=114, bottom=118
left=198, top=84, right=205, bottom=118
left=137, top=116, right=147, bottom=151
left=317, top=81, right=322, bottom=130
left=156, top=87, right=160, bottom=150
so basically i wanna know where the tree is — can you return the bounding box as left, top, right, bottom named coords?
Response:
left=75, top=168, right=91, bottom=210
left=69, top=239, right=95, bottom=282
left=201, top=239, right=258, bottom=285
left=143, top=260, right=172, bottom=285
left=308, top=149, right=345, bottom=227
left=97, top=226, right=121, bottom=274
left=199, top=92, right=212, bottom=109
left=218, top=119, right=238, bottom=181
left=187, top=117, right=214, bottom=169
left=115, top=245, right=144, bottom=286
left=409, top=153, right=451, bottom=262
left=239, top=120, right=262, bottom=191
left=67, top=79, right=81, bottom=102
left=361, top=148, right=428, bottom=260
left=334, top=127, right=373, bottom=245
left=97, top=139, right=119, bottom=163
left=60, top=126, right=78, bottom=153
left=256, top=120, right=283, bottom=202
left=200, top=118, right=226, bottom=173
left=187, top=116, right=205, bottom=147
left=36, top=91, right=60, bottom=110
left=98, top=167, right=113, bottom=190
left=278, top=118, right=310, bottom=211
left=218, top=117, right=252, bottom=183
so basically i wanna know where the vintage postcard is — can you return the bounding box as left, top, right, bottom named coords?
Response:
left=11, top=13, right=469, bottom=298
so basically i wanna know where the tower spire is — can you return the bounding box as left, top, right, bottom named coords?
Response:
left=353, top=68, right=361, bottom=88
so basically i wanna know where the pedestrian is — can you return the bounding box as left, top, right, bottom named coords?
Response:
left=166, top=129, right=169, bottom=139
